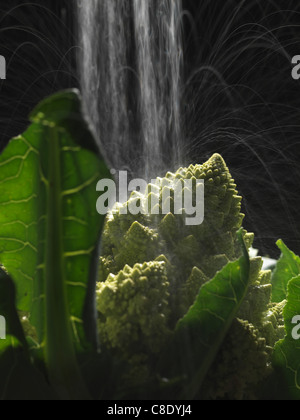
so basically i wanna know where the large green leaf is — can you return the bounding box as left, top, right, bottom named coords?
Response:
left=159, top=231, right=250, bottom=399
left=272, top=276, right=300, bottom=400
left=272, top=240, right=300, bottom=303
left=0, top=90, right=111, bottom=398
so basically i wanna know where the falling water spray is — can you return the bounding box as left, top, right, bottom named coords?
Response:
left=77, top=0, right=183, bottom=179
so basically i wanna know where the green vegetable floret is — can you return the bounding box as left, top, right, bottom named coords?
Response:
left=204, top=261, right=286, bottom=400
left=204, top=318, right=271, bottom=400
left=96, top=154, right=286, bottom=400
left=97, top=260, right=171, bottom=357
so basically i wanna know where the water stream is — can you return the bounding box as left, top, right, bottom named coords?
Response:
left=77, top=0, right=183, bottom=179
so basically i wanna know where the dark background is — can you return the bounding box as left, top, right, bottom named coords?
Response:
left=0, top=0, right=299, bottom=257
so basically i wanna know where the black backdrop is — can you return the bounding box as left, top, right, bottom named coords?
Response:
left=0, top=0, right=299, bottom=257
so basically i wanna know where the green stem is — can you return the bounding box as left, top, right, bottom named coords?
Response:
left=45, top=126, right=89, bottom=400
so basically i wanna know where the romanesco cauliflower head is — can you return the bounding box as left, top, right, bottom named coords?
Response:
left=97, top=260, right=172, bottom=357
left=96, top=154, right=286, bottom=400
left=204, top=318, right=271, bottom=400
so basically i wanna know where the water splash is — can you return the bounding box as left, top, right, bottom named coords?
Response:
left=77, top=0, right=183, bottom=179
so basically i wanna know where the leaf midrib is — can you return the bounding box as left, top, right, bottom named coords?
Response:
left=45, top=126, right=89, bottom=400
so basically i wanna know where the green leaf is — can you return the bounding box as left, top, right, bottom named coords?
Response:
left=0, top=90, right=111, bottom=399
left=272, top=276, right=300, bottom=400
left=159, top=230, right=250, bottom=399
left=272, top=240, right=300, bottom=303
